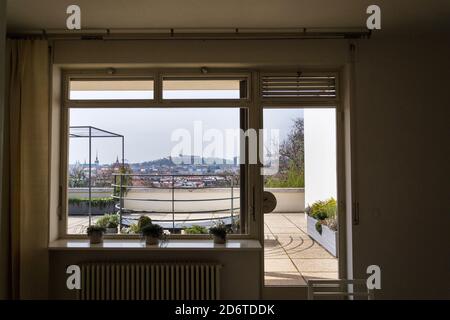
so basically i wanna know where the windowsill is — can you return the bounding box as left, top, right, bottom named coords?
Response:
left=48, top=239, right=262, bottom=251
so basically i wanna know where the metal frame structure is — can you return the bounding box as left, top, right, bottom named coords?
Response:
left=69, top=126, right=125, bottom=225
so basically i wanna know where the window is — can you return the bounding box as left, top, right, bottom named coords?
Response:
left=162, top=77, right=248, bottom=100
left=63, top=71, right=250, bottom=237
left=262, top=107, right=339, bottom=286
left=261, top=73, right=338, bottom=100
left=69, top=79, right=154, bottom=100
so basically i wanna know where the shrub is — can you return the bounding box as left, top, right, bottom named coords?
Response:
left=107, top=221, right=118, bottom=228
left=68, top=197, right=115, bottom=209
left=95, top=213, right=120, bottom=228
left=315, top=221, right=323, bottom=234
left=127, top=223, right=140, bottom=234
left=307, top=198, right=336, bottom=220
left=325, top=218, right=338, bottom=231
left=184, top=225, right=208, bottom=234
left=264, top=165, right=304, bottom=188
left=141, top=223, right=164, bottom=239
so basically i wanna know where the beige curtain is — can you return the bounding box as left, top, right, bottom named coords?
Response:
left=1, top=40, right=50, bottom=299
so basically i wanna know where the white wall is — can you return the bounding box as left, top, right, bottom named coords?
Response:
left=304, top=109, right=337, bottom=207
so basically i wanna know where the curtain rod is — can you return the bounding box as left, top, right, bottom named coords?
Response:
left=7, top=27, right=371, bottom=40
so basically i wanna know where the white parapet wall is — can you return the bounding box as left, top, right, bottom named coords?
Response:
left=265, top=188, right=305, bottom=213
left=304, top=109, right=337, bottom=207
left=68, top=187, right=305, bottom=214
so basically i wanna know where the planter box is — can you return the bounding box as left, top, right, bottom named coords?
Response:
left=68, top=202, right=115, bottom=216
left=306, top=215, right=338, bottom=257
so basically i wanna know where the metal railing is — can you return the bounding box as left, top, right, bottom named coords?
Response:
left=111, top=173, right=240, bottom=233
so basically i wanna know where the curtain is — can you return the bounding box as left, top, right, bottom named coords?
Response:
left=0, top=40, right=50, bottom=299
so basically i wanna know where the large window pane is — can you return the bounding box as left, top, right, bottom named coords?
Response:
left=67, top=108, right=244, bottom=236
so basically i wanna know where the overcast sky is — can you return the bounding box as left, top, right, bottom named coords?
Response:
left=69, top=105, right=304, bottom=164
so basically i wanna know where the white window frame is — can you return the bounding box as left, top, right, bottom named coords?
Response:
left=60, top=68, right=254, bottom=239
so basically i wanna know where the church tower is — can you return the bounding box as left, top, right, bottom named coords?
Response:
left=94, top=151, right=99, bottom=166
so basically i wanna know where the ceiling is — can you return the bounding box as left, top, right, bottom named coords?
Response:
left=6, top=0, right=450, bottom=34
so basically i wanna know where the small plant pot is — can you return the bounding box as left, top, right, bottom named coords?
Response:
left=145, top=236, right=159, bottom=245
left=89, top=232, right=103, bottom=244
left=213, top=235, right=226, bottom=244
left=105, top=227, right=118, bottom=234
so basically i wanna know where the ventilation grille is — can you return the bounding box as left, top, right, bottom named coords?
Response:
left=261, top=74, right=337, bottom=99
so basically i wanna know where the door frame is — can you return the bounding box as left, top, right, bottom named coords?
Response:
left=257, top=70, right=348, bottom=299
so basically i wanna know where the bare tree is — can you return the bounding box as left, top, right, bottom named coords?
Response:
left=69, top=164, right=87, bottom=187
left=279, top=118, right=304, bottom=173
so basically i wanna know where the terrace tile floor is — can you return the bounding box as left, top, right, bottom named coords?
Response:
left=264, top=213, right=338, bottom=286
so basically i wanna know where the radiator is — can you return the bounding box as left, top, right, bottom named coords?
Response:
left=78, top=262, right=221, bottom=300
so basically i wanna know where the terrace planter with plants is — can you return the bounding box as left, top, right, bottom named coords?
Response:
left=306, top=198, right=338, bottom=257
left=68, top=197, right=115, bottom=216
left=307, top=215, right=338, bottom=257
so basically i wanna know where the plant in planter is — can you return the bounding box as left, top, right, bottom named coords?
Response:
left=315, top=220, right=324, bottom=234
left=87, top=225, right=106, bottom=244
left=209, top=222, right=228, bottom=244
left=308, top=198, right=336, bottom=219
left=183, top=225, right=208, bottom=235
left=141, top=223, right=164, bottom=245
left=121, top=216, right=152, bottom=234
left=306, top=198, right=338, bottom=257
left=106, top=221, right=118, bottom=234
left=324, top=218, right=337, bottom=231
left=96, top=213, right=120, bottom=233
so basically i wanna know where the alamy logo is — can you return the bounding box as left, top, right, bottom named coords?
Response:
left=66, top=265, right=81, bottom=290
left=171, top=121, right=280, bottom=175
left=366, top=264, right=381, bottom=289
left=66, top=5, right=81, bottom=30
left=366, top=5, right=381, bottom=30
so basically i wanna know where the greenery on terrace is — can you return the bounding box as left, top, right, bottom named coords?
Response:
left=68, top=197, right=115, bottom=209
left=306, top=198, right=337, bottom=233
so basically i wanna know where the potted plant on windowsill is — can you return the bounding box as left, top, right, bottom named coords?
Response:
left=87, top=225, right=106, bottom=244
left=141, top=223, right=164, bottom=245
left=209, top=222, right=228, bottom=244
